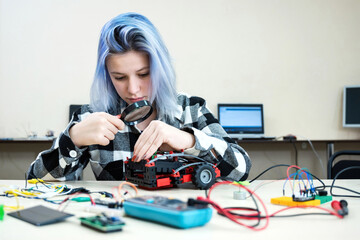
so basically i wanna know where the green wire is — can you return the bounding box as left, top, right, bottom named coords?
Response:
left=71, top=197, right=91, bottom=202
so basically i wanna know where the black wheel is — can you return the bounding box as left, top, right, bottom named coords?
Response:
left=192, top=164, right=216, bottom=190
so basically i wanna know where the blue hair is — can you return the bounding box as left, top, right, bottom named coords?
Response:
left=90, top=12, right=178, bottom=120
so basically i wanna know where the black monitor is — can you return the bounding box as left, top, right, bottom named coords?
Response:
left=343, top=86, right=360, bottom=128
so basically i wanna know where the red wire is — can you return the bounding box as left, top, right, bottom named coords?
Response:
left=269, top=205, right=344, bottom=219
left=222, top=205, right=343, bottom=219
left=223, top=207, right=261, bottom=220
left=201, top=181, right=344, bottom=231
left=287, top=165, right=302, bottom=192
left=200, top=181, right=270, bottom=231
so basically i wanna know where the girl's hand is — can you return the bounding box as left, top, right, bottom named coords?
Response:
left=133, top=120, right=195, bottom=161
left=69, top=112, right=125, bottom=147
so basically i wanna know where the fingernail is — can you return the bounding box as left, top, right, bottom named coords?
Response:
left=116, top=114, right=121, bottom=119
left=131, top=155, right=136, bottom=161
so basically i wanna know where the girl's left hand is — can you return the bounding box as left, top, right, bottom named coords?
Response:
left=133, top=120, right=195, bottom=161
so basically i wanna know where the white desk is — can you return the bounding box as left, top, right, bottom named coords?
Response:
left=0, top=179, right=359, bottom=240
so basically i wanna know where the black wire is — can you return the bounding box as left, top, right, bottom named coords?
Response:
left=24, top=172, right=27, bottom=189
left=217, top=207, right=260, bottom=222
left=314, top=184, right=360, bottom=197
left=203, top=177, right=262, bottom=227
left=329, top=166, right=360, bottom=198
left=250, top=164, right=291, bottom=183
left=211, top=185, right=262, bottom=228
left=249, top=164, right=326, bottom=190
left=246, top=190, right=261, bottom=227
left=219, top=207, right=333, bottom=219
left=270, top=213, right=332, bottom=218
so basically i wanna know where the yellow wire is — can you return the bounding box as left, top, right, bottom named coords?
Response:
left=5, top=190, right=39, bottom=197
left=3, top=194, right=24, bottom=211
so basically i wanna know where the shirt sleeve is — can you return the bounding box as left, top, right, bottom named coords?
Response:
left=27, top=107, right=90, bottom=181
left=182, top=96, right=251, bottom=181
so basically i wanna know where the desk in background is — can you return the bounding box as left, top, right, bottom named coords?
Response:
left=0, top=179, right=359, bottom=239
left=237, top=139, right=360, bottom=179
left=0, top=137, right=55, bottom=143
left=0, top=138, right=54, bottom=179
left=237, top=139, right=360, bottom=161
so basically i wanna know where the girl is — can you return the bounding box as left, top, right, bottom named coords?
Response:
left=27, top=13, right=251, bottom=181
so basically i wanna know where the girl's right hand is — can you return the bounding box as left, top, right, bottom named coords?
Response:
left=69, top=112, right=125, bottom=147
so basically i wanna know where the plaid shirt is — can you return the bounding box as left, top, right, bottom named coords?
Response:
left=27, top=93, right=251, bottom=181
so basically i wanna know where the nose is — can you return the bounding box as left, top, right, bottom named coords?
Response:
left=127, top=76, right=140, bottom=95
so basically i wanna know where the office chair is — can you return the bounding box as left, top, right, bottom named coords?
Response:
left=69, top=104, right=82, bottom=121
left=327, top=150, right=360, bottom=179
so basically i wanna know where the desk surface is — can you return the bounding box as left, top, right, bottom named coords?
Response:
left=0, top=179, right=359, bottom=239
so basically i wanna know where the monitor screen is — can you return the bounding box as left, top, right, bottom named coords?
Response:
left=343, top=86, right=360, bottom=128
left=217, top=104, right=264, bottom=134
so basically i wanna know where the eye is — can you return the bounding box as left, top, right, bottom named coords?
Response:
left=114, top=76, right=126, bottom=81
left=138, top=72, right=150, bottom=78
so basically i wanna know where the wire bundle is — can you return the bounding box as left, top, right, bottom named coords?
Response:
left=198, top=176, right=345, bottom=231
left=284, top=165, right=316, bottom=199
left=198, top=181, right=270, bottom=231
left=1, top=179, right=73, bottom=200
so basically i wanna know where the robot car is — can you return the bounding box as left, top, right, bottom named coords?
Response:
left=124, top=151, right=221, bottom=190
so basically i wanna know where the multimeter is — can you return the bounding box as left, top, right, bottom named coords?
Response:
left=123, top=196, right=212, bottom=229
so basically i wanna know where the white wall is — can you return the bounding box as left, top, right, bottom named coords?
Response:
left=1, top=0, right=360, bottom=140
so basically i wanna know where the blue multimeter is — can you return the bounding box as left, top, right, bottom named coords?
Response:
left=123, top=196, right=212, bottom=229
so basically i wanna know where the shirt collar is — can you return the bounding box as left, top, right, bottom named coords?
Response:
left=174, top=105, right=183, bottom=122
left=161, top=105, right=183, bottom=125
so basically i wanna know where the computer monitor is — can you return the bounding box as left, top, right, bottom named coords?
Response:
left=217, top=103, right=264, bottom=139
left=343, top=85, right=360, bottom=128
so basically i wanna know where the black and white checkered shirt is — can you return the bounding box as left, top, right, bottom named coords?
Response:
left=27, top=93, right=251, bottom=181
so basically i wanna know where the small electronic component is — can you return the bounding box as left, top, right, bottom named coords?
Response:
left=80, top=214, right=125, bottom=232
left=292, top=194, right=316, bottom=202
left=94, top=199, right=122, bottom=208
left=233, top=181, right=250, bottom=200
left=233, top=190, right=246, bottom=200
left=123, top=196, right=212, bottom=229
left=317, top=190, right=328, bottom=196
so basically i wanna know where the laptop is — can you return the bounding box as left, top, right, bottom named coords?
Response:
left=217, top=103, right=272, bottom=140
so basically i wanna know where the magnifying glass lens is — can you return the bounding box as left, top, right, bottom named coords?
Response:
left=123, top=105, right=152, bottom=122
left=120, top=100, right=153, bottom=126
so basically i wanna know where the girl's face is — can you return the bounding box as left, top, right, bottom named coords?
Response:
left=107, top=51, right=151, bottom=105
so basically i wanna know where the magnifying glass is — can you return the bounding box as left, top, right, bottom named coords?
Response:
left=120, top=100, right=153, bottom=126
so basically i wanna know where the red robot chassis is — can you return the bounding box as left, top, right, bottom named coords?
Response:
left=124, top=151, right=221, bottom=190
